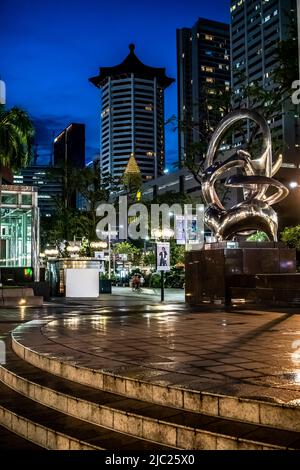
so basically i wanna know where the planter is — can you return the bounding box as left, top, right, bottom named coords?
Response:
left=99, top=279, right=112, bottom=294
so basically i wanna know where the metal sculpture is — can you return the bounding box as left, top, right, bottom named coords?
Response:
left=201, top=109, right=289, bottom=241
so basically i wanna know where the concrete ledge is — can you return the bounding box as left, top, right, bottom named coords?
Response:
left=0, top=288, right=35, bottom=297
left=0, top=297, right=43, bottom=307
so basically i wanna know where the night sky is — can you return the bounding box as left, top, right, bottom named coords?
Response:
left=1, top=0, right=230, bottom=168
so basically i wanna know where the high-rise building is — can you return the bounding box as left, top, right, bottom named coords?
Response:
left=53, top=123, right=85, bottom=168
left=230, top=0, right=299, bottom=167
left=89, top=44, right=174, bottom=186
left=13, top=166, right=62, bottom=217
left=53, top=123, right=85, bottom=208
left=231, top=0, right=300, bottom=227
left=177, top=18, right=230, bottom=165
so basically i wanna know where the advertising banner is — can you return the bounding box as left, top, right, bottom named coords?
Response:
left=156, top=242, right=170, bottom=272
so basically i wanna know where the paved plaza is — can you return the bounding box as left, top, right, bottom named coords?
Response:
left=2, top=294, right=300, bottom=405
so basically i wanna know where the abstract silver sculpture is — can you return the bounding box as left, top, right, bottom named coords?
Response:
left=201, top=109, right=289, bottom=241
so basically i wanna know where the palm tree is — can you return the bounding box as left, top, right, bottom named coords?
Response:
left=0, top=104, right=34, bottom=175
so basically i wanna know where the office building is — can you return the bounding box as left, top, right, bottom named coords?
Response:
left=13, top=166, right=62, bottom=217
left=230, top=0, right=300, bottom=227
left=177, top=18, right=230, bottom=164
left=231, top=0, right=299, bottom=166
left=53, top=123, right=85, bottom=208
left=89, top=44, right=174, bottom=186
left=53, top=123, right=85, bottom=168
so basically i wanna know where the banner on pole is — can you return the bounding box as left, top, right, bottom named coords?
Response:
left=156, top=242, right=170, bottom=272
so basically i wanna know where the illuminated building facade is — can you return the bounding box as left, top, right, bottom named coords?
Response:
left=0, top=185, right=39, bottom=279
left=177, top=18, right=230, bottom=164
left=89, top=44, right=174, bottom=186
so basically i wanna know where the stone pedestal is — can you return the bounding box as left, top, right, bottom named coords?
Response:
left=185, top=242, right=297, bottom=306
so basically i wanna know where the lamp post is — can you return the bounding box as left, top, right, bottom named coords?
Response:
left=101, top=224, right=117, bottom=280
left=108, top=223, right=111, bottom=280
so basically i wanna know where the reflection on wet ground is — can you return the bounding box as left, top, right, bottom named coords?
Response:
left=2, top=295, right=300, bottom=404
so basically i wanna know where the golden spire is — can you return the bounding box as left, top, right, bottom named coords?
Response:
left=124, top=155, right=141, bottom=174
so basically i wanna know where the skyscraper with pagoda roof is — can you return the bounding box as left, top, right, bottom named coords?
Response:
left=89, top=44, right=174, bottom=187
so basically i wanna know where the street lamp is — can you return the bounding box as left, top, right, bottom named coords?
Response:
left=44, top=248, right=59, bottom=258
left=101, top=224, right=118, bottom=279
left=151, top=228, right=174, bottom=240
left=90, top=241, right=108, bottom=249
left=66, top=245, right=80, bottom=256
left=290, top=182, right=299, bottom=189
left=144, top=235, right=149, bottom=251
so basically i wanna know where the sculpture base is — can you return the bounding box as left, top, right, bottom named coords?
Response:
left=185, top=242, right=299, bottom=307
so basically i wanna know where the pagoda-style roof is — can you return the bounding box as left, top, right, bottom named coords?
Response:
left=89, top=44, right=175, bottom=89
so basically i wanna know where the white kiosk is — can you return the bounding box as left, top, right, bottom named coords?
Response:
left=65, top=268, right=100, bottom=298
left=49, top=259, right=102, bottom=298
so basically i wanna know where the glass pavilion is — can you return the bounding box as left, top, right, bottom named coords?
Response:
left=0, top=185, right=40, bottom=280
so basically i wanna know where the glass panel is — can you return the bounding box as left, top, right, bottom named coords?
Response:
left=22, top=194, right=32, bottom=205
left=1, top=193, right=18, bottom=205
left=0, top=208, right=32, bottom=267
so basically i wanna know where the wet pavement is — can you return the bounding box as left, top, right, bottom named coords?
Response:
left=112, top=287, right=185, bottom=302
left=2, top=296, right=300, bottom=405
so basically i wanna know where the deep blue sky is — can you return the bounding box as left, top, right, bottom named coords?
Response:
left=1, top=0, right=230, bottom=168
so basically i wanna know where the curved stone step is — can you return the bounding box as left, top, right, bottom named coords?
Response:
left=3, top=340, right=300, bottom=450
left=11, top=320, right=300, bottom=434
left=0, top=424, right=43, bottom=450
left=0, top=378, right=173, bottom=450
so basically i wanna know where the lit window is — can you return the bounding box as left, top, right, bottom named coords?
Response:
left=205, top=35, right=214, bottom=41
left=201, top=66, right=214, bottom=73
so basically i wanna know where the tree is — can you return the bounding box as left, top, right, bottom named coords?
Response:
left=40, top=205, right=89, bottom=254
left=170, top=241, right=185, bottom=266
left=247, top=231, right=269, bottom=242
left=113, top=241, right=142, bottom=266
left=75, top=163, right=109, bottom=241
left=0, top=104, right=34, bottom=174
left=40, top=159, right=109, bottom=252
left=281, top=226, right=300, bottom=251
left=143, top=250, right=155, bottom=268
